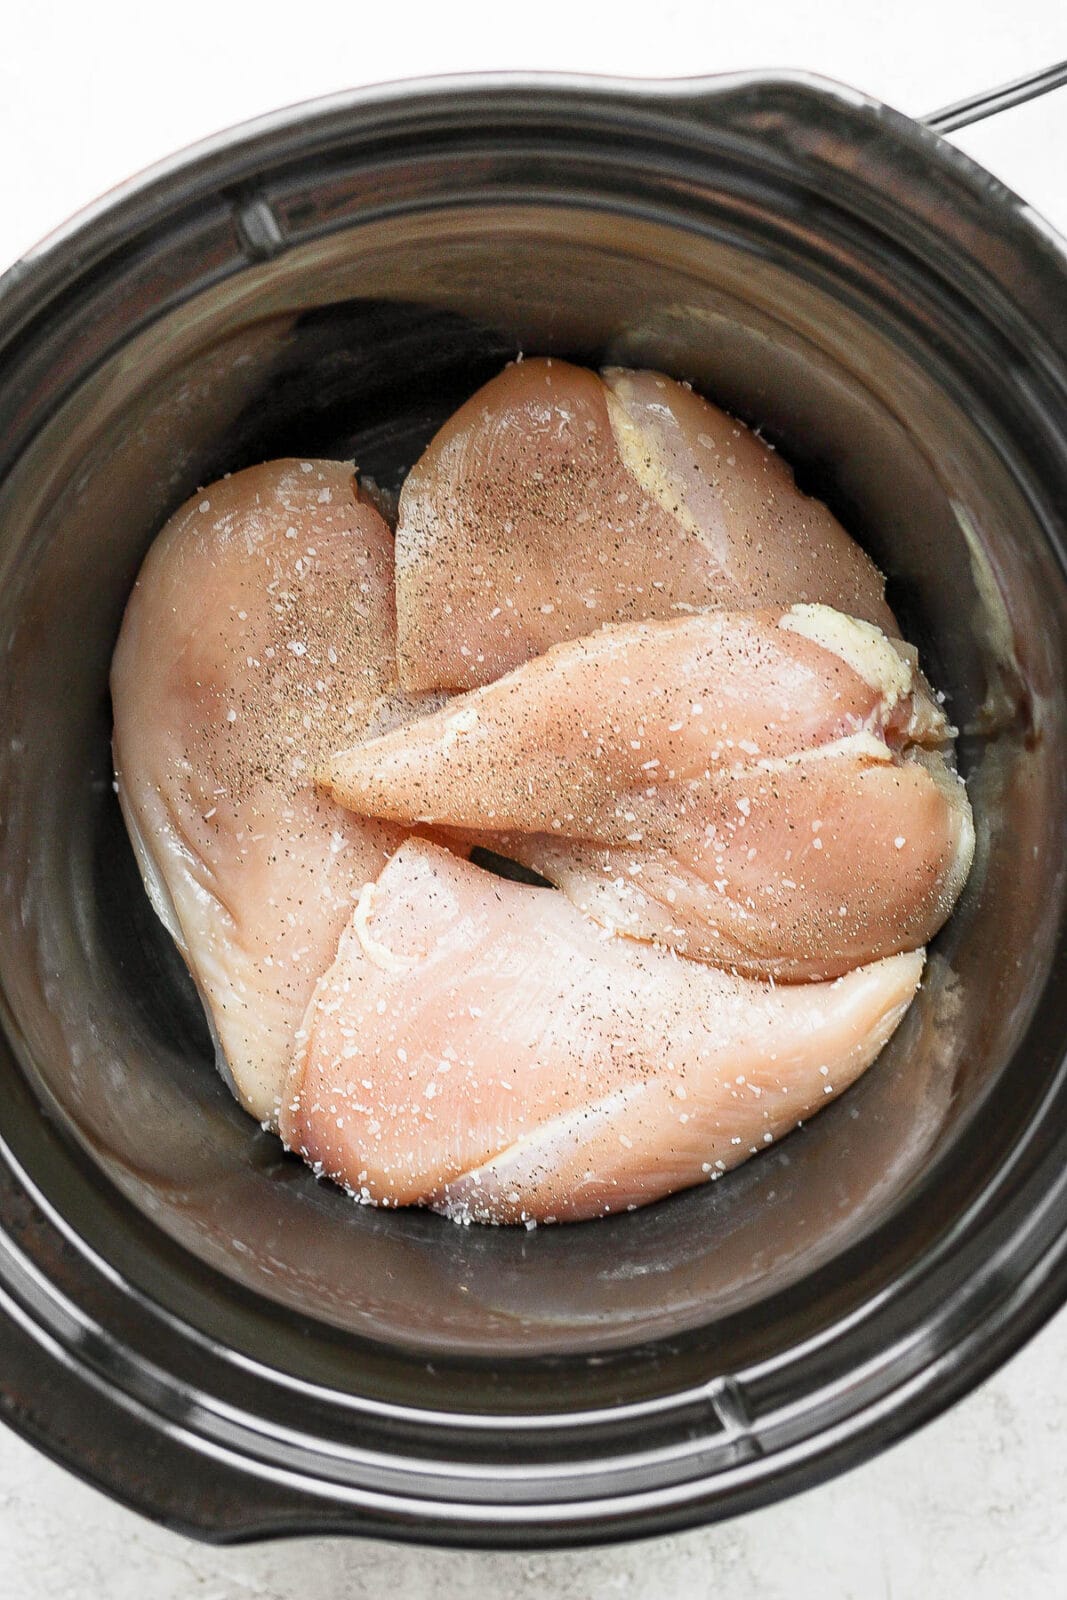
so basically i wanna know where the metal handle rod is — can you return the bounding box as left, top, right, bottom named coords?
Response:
left=923, top=58, right=1067, bottom=134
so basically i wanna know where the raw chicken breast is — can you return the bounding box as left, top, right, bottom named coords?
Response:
left=281, top=840, right=924, bottom=1222
left=395, top=358, right=895, bottom=690
left=320, top=606, right=974, bottom=981
left=112, top=460, right=407, bottom=1124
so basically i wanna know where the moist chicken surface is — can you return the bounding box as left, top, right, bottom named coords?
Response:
left=112, top=362, right=973, bottom=1223
left=281, top=839, right=924, bottom=1222
left=111, top=459, right=408, bottom=1123
left=321, top=607, right=974, bottom=981
left=395, top=358, right=895, bottom=691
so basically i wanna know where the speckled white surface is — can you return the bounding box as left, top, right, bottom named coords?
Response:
left=2, top=3, right=1066, bottom=1593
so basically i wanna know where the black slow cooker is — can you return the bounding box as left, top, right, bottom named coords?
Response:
left=0, top=70, right=1065, bottom=1546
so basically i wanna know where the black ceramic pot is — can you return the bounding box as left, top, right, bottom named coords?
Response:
left=0, top=71, right=1065, bottom=1547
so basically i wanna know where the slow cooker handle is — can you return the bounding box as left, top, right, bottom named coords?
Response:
left=923, top=58, right=1067, bottom=134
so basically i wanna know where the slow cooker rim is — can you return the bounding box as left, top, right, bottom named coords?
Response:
left=2, top=66, right=1066, bottom=350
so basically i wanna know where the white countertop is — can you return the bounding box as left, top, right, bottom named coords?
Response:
left=2, top=2, right=1066, bottom=1593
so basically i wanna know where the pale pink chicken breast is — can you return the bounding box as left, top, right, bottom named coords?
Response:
left=395, top=358, right=895, bottom=690
left=111, top=459, right=408, bottom=1124
left=280, top=840, right=924, bottom=1222
left=320, top=606, right=974, bottom=982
